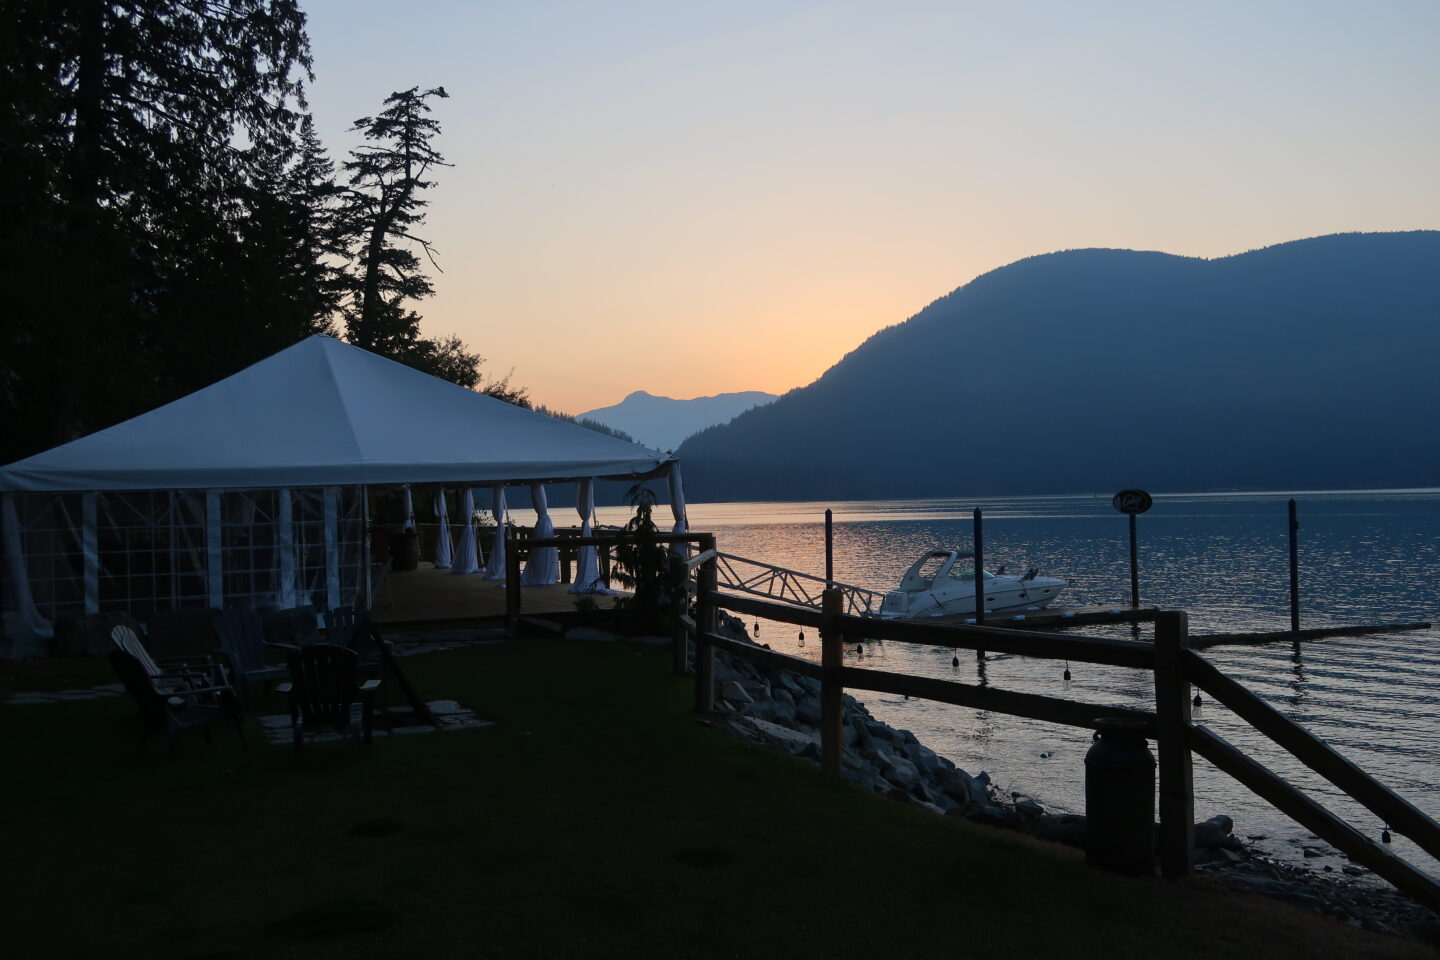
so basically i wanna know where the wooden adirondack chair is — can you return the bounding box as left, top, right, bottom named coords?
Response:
left=277, top=644, right=381, bottom=753
left=109, top=624, right=230, bottom=694
left=322, top=605, right=364, bottom=649
left=212, top=609, right=291, bottom=703
left=261, top=605, right=320, bottom=647
left=323, top=605, right=384, bottom=677
left=108, top=649, right=244, bottom=757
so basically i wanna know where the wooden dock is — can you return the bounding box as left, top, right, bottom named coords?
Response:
left=917, top=604, right=1160, bottom=630
left=1189, top=621, right=1432, bottom=649
left=910, top=605, right=1431, bottom=646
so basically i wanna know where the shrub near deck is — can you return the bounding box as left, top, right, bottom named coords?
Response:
left=0, top=637, right=1430, bottom=959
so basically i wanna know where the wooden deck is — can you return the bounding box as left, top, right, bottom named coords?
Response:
left=371, top=563, right=624, bottom=625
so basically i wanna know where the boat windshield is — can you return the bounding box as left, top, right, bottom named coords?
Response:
left=916, top=554, right=949, bottom=583
left=948, top=564, right=995, bottom=581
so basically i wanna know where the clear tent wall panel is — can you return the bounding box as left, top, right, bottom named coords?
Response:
left=97, top=490, right=208, bottom=619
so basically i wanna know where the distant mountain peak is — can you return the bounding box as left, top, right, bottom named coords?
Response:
left=580, top=389, right=779, bottom=452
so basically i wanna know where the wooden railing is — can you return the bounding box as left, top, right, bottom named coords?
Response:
left=673, top=551, right=1440, bottom=909
left=498, top=534, right=1440, bottom=908
left=504, top=530, right=712, bottom=631
left=712, top=552, right=884, bottom=617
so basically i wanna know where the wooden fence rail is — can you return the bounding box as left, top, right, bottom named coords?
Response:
left=686, top=574, right=1440, bottom=908
left=1183, top=649, right=1440, bottom=863
left=838, top=663, right=1156, bottom=734
left=832, top=611, right=1155, bottom=669
left=1190, top=727, right=1440, bottom=912
left=713, top=592, right=823, bottom=628
left=703, top=630, right=823, bottom=681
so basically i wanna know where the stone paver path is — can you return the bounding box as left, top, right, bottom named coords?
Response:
left=256, top=699, right=493, bottom=745
left=2, top=628, right=510, bottom=707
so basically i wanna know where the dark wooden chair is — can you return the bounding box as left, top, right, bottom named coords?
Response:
left=261, top=605, right=319, bottom=647
left=277, top=644, right=381, bottom=753
left=110, top=624, right=230, bottom=694
left=323, top=605, right=384, bottom=677
left=213, top=609, right=292, bottom=704
left=322, top=605, right=364, bottom=649
left=108, top=650, right=244, bottom=757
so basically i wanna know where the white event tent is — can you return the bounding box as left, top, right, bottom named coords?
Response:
left=0, top=335, right=682, bottom=656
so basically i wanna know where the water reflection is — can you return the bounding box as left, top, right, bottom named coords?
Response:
left=1288, top=642, right=1307, bottom=707
left=669, top=490, right=1440, bottom=874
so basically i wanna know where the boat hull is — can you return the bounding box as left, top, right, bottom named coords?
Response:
left=879, top=576, right=1067, bottom=620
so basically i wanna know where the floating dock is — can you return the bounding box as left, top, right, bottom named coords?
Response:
left=912, top=605, right=1432, bottom=647
left=918, top=604, right=1160, bottom=629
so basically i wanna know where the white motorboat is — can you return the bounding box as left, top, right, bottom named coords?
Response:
left=877, top=550, right=1067, bottom=620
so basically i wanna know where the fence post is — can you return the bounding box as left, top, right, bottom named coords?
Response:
left=695, top=534, right=717, bottom=713
left=1154, top=610, right=1194, bottom=877
left=1288, top=498, right=1301, bottom=632
left=669, top=555, right=690, bottom=675
left=820, top=587, right=844, bottom=777
left=505, top=532, right=521, bottom=632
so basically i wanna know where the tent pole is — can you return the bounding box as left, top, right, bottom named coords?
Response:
left=206, top=490, right=223, bottom=609
left=363, top=486, right=372, bottom=611
left=323, top=487, right=339, bottom=613
left=167, top=491, right=178, bottom=609
left=278, top=488, right=295, bottom=608
left=82, top=492, right=99, bottom=614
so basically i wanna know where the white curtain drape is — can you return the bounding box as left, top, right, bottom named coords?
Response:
left=521, top=483, right=559, bottom=585
left=471, top=490, right=486, bottom=569
left=433, top=489, right=452, bottom=569
left=403, top=486, right=415, bottom=529
left=484, top=485, right=507, bottom=579
left=568, top=478, right=610, bottom=594
left=452, top=488, right=482, bottom=575
left=668, top=464, right=688, bottom=534
left=1, top=494, right=52, bottom=653
left=668, top=463, right=690, bottom=558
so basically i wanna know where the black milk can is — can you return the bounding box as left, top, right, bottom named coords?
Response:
left=1085, top=717, right=1157, bottom=875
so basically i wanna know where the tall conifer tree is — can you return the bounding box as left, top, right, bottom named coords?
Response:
left=0, top=0, right=322, bottom=462
left=333, top=86, right=489, bottom=390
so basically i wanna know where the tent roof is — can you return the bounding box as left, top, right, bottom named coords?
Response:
left=0, top=335, right=676, bottom=493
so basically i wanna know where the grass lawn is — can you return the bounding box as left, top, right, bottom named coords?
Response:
left=1, top=636, right=1432, bottom=959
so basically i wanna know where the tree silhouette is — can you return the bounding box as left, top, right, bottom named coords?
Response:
left=0, top=0, right=321, bottom=461
left=330, top=86, right=527, bottom=399
left=334, top=86, right=476, bottom=383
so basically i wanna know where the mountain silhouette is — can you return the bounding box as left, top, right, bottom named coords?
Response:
left=580, top=389, right=776, bottom=453
left=677, top=232, right=1440, bottom=501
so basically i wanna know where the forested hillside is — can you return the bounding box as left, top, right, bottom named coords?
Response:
left=677, top=232, right=1440, bottom=501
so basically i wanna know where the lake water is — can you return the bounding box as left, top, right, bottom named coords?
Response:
left=599, top=489, right=1440, bottom=877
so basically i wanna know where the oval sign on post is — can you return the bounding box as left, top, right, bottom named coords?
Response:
left=1113, top=489, right=1153, bottom=515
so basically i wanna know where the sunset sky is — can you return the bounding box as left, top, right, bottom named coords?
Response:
left=302, top=0, right=1439, bottom=414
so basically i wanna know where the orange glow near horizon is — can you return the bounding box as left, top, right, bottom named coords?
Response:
left=302, top=1, right=1440, bottom=415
